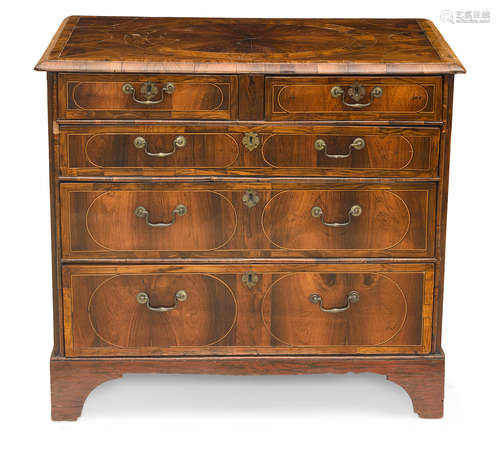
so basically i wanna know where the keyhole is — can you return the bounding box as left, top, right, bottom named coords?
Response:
left=243, top=190, right=259, bottom=208
left=242, top=270, right=258, bottom=288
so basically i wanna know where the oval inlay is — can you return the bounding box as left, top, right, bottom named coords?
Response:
left=262, top=134, right=413, bottom=169
left=86, top=190, right=236, bottom=251
left=261, top=272, right=407, bottom=346
left=72, top=82, right=224, bottom=111
left=262, top=190, right=410, bottom=250
left=89, top=274, right=236, bottom=347
left=85, top=133, right=238, bottom=168
left=277, top=84, right=429, bottom=113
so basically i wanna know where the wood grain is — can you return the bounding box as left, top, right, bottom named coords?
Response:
left=87, top=273, right=237, bottom=348
left=36, top=17, right=464, bottom=74
left=238, top=75, right=265, bottom=120
left=58, top=73, right=237, bottom=120
left=47, top=73, right=64, bottom=355
left=62, top=263, right=434, bottom=357
left=266, top=76, right=442, bottom=121
left=432, top=74, right=455, bottom=351
left=60, top=182, right=436, bottom=259
left=50, top=353, right=444, bottom=420
left=58, top=124, right=440, bottom=178
left=36, top=17, right=463, bottom=420
left=261, top=272, right=422, bottom=347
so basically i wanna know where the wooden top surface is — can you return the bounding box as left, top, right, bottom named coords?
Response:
left=35, top=16, right=465, bottom=74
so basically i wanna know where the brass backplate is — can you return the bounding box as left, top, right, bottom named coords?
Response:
left=242, top=132, right=260, bottom=151
left=140, top=81, right=159, bottom=100
left=242, top=271, right=259, bottom=289
left=347, top=82, right=365, bottom=102
left=242, top=190, right=260, bottom=208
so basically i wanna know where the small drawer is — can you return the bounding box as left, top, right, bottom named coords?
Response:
left=62, top=264, right=434, bottom=356
left=60, top=182, right=435, bottom=259
left=59, top=125, right=439, bottom=178
left=58, top=74, right=237, bottom=119
left=265, top=76, right=442, bottom=121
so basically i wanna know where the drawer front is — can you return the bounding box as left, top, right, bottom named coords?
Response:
left=61, top=182, right=435, bottom=259
left=58, top=74, right=237, bottom=119
left=63, top=264, right=434, bottom=356
left=266, top=76, right=442, bottom=121
left=59, top=125, right=440, bottom=178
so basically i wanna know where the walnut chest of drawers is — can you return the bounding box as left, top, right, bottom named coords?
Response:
left=36, top=16, right=464, bottom=420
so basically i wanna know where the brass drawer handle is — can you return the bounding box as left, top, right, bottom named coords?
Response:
left=330, top=82, right=383, bottom=108
left=134, top=204, right=187, bottom=227
left=134, top=135, right=186, bottom=157
left=314, top=137, right=365, bottom=159
left=309, top=291, right=360, bottom=313
left=136, top=290, right=187, bottom=312
left=311, top=204, right=362, bottom=227
left=122, top=81, right=175, bottom=105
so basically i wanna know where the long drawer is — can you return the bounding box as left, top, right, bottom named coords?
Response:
left=58, top=124, right=440, bottom=178
left=62, top=264, right=434, bottom=356
left=60, top=182, right=436, bottom=259
left=58, top=73, right=238, bottom=120
left=265, top=76, right=442, bottom=121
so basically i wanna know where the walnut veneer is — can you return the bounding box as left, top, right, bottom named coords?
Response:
left=36, top=16, right=464, bottom=420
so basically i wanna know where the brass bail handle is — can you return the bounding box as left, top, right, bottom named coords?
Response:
left=122, top=81, right=175, bottom=105
left=311, top=204, right=362, bottom=227
left=134, top=204, right=187, bottom=228
left=309, top=291, right=360, bottom=313
left=134, top=135, right=186, bottom=157
left=136, top=290, right=188, bottom=312
left=314, top=137, right=366, bottom=159
left=330, top=82, right=383, bottom=109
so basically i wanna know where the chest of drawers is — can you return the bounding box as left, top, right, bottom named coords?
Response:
left=36, top=16, right=464, bottom=420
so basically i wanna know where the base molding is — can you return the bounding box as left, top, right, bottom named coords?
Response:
left=50, top=352, right=444, bottom=420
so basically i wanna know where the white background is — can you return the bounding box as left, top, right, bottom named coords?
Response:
left=1, top=0, right=498, bottom=447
